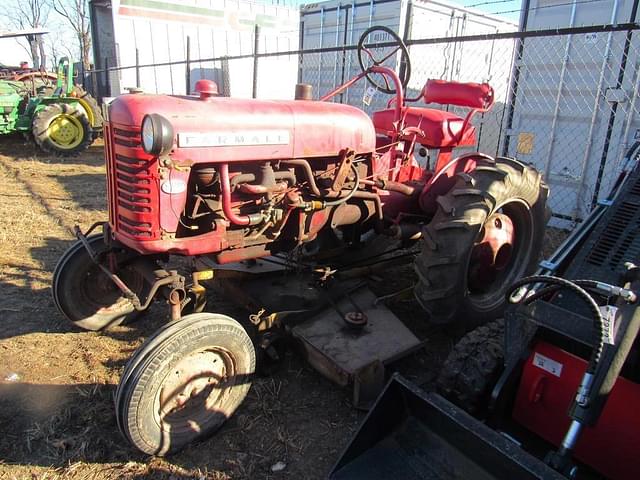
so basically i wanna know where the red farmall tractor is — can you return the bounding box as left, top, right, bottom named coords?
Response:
left=52, top=27, right=548, bottom=455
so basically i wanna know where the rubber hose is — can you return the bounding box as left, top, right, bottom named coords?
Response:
left=506, top=275, right=605, bottom=374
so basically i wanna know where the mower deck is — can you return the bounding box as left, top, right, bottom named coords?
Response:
left=204, top=256, right=422, bottom=407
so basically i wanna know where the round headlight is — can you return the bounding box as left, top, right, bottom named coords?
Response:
left=141, top=114, right=174, bottom=155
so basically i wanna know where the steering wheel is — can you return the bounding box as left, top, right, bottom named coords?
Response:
left=357, top=26, right=411, bottom=95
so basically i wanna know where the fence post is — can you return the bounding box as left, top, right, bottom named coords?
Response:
left=91, top=67, right=98, bottom=99
left=252, top=24, right=260, bottom=99
left=135, top=48, right=141, bottom=88
left=221, top=57, right=231, bottom=97
left=298, top=19, right=304, bottom=84
left=185, top=36, right=191, bottom=95
left=104, top=57, right=111, bottom=97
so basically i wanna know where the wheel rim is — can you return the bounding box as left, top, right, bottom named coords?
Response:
left=155, top=347, right=236, bottom=434
left=79, top=261, right=143, bottom=315
left=467, top=200, right=534, bottom=312
left=56, top=239, right=144, bottom=321
left=47, top=113, right=84, bottom=149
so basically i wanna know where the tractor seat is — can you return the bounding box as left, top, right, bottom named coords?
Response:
left=372, top=79, right=493, bottom=148
left=372, top=107, right=477, bottom=148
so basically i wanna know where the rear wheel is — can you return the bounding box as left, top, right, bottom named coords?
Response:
left=32, top=103, right=92, bottom=156
left=115, top=313, right=255, bottom=456
left=414, top=157, right=548, bottom=326
left=52, top=234, right=148, bottom=330
left=72, top=86, right=103, bottom=138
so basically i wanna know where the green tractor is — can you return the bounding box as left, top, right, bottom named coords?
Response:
left=0, top=57, right=102, bottom=156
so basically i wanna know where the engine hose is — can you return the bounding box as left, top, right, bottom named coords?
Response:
left=324, top=163, right=361, bottom=207
left=514, top=279, right=620, bottom=306
left=506, top=275, right=605, bottom=375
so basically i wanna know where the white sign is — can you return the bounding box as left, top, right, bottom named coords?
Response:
left=177, top=130, right=291, bottom=148
left=363, top=86, right=377, bottom=106
left=161, top=179, right=187, bottom=194
left=533, top=352, right=563, bottom=377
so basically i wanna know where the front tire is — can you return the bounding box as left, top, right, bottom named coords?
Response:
left=414, top=157, right=548, bottom=326
left=52, top=234, right=147, bottom=330
left=437, top=320, right=504, bottom=415
left=115, top=313, right=256, bottom=456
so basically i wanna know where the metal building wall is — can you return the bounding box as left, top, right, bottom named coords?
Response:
left=506, top=0, right=640, bottom=225
left=300, top=0, right=517, bottom=115
left=92, top=0, right=299, bottom=98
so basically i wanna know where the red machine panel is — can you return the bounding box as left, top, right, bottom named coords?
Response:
left=513, top=341, right=640, bottom=480
left=108, top=93, right=377, bottom=163
left=372, top=107, right=477, bottom=148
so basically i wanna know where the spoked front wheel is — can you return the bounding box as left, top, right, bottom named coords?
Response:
left=115, top=313, right=256, bottom=456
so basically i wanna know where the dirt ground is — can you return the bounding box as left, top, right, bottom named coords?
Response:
left=0, top=136, right=566, bottom=480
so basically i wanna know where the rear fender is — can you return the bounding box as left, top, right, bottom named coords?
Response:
left=418, top=153, right=491, bottom=215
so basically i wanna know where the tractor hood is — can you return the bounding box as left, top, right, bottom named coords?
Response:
left=108, top=93, right=376, bottom=162
left=0, top=82, right=21, bottom=109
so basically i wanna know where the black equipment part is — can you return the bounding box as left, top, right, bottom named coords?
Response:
left=330, top=374, right=564, bottom=480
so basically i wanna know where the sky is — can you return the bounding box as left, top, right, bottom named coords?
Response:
left=0, top=0, right=524, bottom=68
left=457, top=0, right=524, bottom=21
left=0, top=0, right=79, bottom=69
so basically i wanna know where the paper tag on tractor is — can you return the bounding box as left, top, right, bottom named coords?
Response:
left=363, top=86, right=377, bottom=106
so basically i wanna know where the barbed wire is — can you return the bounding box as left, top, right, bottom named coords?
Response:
left=467, top=0, right=517, bottom=8
left=491, top=0, right=607, bottom=16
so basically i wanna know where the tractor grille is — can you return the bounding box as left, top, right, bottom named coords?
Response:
left=106, top=124, right=159, bottom=240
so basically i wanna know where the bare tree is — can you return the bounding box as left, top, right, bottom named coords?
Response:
left=50, top=0, right=92, bottom=69
left=5, top=0, right=52, bottom=69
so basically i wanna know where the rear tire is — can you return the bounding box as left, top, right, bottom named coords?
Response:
left=72, top=86, right=103, bottom=138
left=414, top=157, right=548, bottom=326
left=437, top=320, right=504, bottom=415
left=32, top=103, right=92, bottom=156
left=52, top=234, right=148, bottom=331
left=115, top=313, right=255, bottom=456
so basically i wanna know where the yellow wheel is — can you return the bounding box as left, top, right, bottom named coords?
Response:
left=47, top=113, right=84, bottom=149
left=32, top=103, right=93, bottom=156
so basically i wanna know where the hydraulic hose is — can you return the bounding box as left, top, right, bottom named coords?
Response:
left=506, top=275, right=605, bottom=375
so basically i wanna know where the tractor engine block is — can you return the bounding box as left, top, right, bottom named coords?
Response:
left=104, top=88, right=382, bottom=262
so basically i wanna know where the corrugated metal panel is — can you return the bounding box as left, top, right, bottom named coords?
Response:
left=299, top=0, right=517, bottom=167
left=508, top=0, right=640, bottom=224
left=300, top=0, right=516, bottom=153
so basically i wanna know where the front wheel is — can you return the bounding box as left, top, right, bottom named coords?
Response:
left=414, top=157, right=548, bottom=326
left=437, top=320, right=505, bottom=415
left=52, top=234, right=148, bottom=330
left=115, top=313, right=256, bottom=456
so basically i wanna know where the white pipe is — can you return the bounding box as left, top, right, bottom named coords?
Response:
left=613, top=59, right=640, bottom=172
left=542, top=0, right=578, bottom=182
left=316, top=7, right=324, bottom=95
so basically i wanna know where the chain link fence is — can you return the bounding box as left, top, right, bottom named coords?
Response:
left=86, top=22, right=640, bottom=231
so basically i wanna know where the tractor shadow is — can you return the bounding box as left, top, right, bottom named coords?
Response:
left=0, top=381, right=139, bottom=467
left=55, top=172, right=108, bottom=212
left=0, top=132, right=105, bottom=167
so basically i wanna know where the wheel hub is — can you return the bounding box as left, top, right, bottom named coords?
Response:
left=48, top=113, right=83, bottom=148
left=469, top=212, right=515, bottom=291
left=159, top=350, right=228, bottom=418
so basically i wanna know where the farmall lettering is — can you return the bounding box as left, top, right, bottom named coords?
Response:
left=178, top=130, right=290, bottom=147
